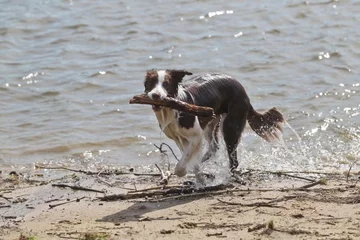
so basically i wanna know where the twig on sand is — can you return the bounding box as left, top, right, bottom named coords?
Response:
left=244, top=169, right=343, bottom=176
left=0, top=194, right=12, bottom=202
left=98, top=184, right=230, bottom=201
left=49, top=196, right=87, bottom=209
left=296, top=178, right=326, bottom=189
left=217, top=195, right=297, bottom=209
left=346, top=160, right=358, bottom=182
left=132, top=172, right=162, bottom=177
left=155, top=163, right=172, bottom=185
left=34, top=164, right=127, bottom=176
left=235, top=169, right=324, bottom=182
left=206, top=232, right=223, bottom=237
left=248, top=223, right=267, bottom=232
left=147, top=190, right=249, bottom=202
left=52, top=183, right=105, bottom=193
left=128, top=185, right=185, bottom=193
left=96, top=171, right=113, bottom=187
left=35, top=163, right=163, bottom=177
left=248, top=220, right=312, bottom=236
left=276, top=173, right=316, bottom=182
left=0, top=205, right=11, bottom=208
left=98, top=181, right=349, bottom=202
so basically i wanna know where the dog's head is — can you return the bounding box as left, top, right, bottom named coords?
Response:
left=144, top=69, right=192, bottom=102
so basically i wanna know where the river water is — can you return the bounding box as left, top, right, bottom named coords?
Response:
left=0, top=0, right=359, bottom=173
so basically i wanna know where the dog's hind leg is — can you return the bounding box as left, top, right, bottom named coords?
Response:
left=222, top=108, right=247, bottom=172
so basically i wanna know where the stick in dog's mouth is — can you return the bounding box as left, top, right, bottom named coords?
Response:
left=129, top=93, right=215, bottom=117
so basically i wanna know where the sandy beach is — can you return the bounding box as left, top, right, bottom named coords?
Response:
left=1, top=165, right=359, bottom=240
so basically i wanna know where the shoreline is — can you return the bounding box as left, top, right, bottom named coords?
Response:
left=1, top=166, right=359, bottom=240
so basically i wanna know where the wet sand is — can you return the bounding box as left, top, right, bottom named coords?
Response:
left=1, top=166, right=359, bottom=240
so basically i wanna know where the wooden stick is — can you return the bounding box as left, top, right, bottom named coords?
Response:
left=346, top=160, right=358, bottom=182
left=129, top=94, right=215, bottom=117
left=248, top=223, right=267, bottom=232
left=296, top=178, right=326, bottom=189
left=128, top=184, right=185, bottom=193
left=0, top=194, right=12, bottom=202
left=217, top=198, right=288, bottom=209
left=52, top=184, right=105, bottom=193
left=49, top=197, right=87, bottom=209
left=155, top=163, right=172, bottom=185
left=34, top=164, right=127, bottom=176
left=35, top=164, right=161, bottom=177
left=244, top=168, right=344, bottom=175
left=98, top=184, right=230, bottom=201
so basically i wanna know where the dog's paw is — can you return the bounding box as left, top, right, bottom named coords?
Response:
left=174, top=165, right=187, bottom=177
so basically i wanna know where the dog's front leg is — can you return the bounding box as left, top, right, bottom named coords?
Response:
left=174, top=137, right=202, bottom=177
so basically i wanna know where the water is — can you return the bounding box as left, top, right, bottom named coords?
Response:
left=0, top=0, right=359, bottom=173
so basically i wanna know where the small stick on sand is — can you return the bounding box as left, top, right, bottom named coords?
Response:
left=296, top=178, right=326, bottom=189
left=52, top=183, right=105, bottom=193
left=155, top=163, right=172, bottom=185
left=248, top=223, right=267, bottom=232
left=129, top=94, right=215, bottom=117
left=98, top=184, right=230, bottom=201
left=49, top=196, right=87, bottom=209
left=34, top=164, right=127, bottom=176
left=217, top=198, right=288, bottom=209
left=0, top=194, right=12, bottom=202
left=346, top=160, right=358, bottom=182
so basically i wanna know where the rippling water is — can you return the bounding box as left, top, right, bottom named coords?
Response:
left=0, top=0, right=359, bottom=172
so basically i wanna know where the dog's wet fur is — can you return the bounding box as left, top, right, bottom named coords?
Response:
left=144, top=69, right=285, bottom=178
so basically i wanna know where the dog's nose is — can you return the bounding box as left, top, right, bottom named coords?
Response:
left=151, top=93, right=160, bottom=100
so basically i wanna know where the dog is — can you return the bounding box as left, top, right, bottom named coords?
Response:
left=144, top=69, right=285, bottom=178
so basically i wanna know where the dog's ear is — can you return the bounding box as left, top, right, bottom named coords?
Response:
left=168, top=69, right=192, bottom=83
left=145, top=69, right=157, bottom=79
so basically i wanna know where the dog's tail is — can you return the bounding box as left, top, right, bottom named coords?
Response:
left=247, top=105, right=285, bottom=142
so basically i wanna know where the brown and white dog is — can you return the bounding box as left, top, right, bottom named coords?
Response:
left=144, top=69, right=284, bottom=178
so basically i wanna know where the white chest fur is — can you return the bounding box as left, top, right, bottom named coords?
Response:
left=154, top=108, right=203, bottom=153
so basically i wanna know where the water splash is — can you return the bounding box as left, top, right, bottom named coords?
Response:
left=285, top=121, right=302, bottom=143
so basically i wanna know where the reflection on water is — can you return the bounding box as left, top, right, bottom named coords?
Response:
left=0, top=0, right=359, bottom=173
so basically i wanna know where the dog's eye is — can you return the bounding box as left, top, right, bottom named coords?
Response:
left=162, top=82, right=169, bottom=88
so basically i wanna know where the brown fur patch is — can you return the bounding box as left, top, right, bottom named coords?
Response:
left=144, top=70, right=158, bottom=93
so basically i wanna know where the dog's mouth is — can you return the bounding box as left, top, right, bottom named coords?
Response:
left=152, top=105, right=161, bottom=111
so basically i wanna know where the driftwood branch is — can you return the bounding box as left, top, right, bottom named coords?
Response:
left=129, top=94, right=215, bottom=117
left=98, top=184, right=230, bottom=201
left=98, top=180, right=348, bottom=202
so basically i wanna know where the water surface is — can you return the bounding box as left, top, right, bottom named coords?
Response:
left=0, top=0, right=359, bottom=172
